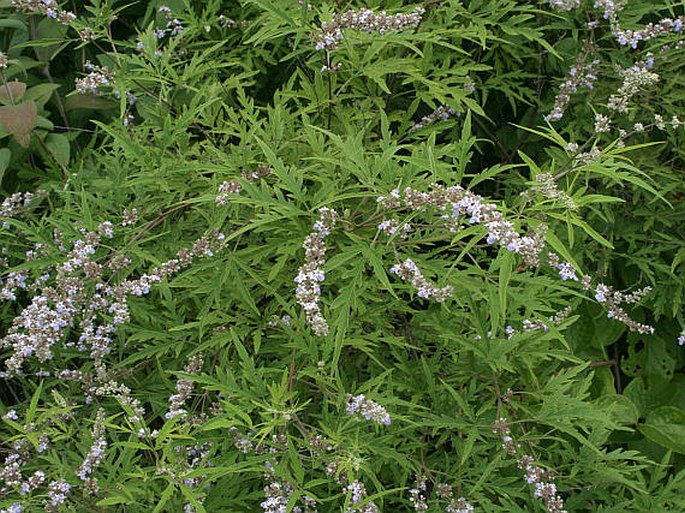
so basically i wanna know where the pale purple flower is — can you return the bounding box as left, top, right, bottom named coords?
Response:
left=47, top=479, right=71, bottom=506
left=556, top=262, right=578, bottom=281
left=345, top=394, right=391, bottom=425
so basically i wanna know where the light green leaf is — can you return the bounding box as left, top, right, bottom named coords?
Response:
left=595, top=395, right=639, bottom=426
left=96, top=495, right=134, bottom=506
left=45, top=133, right=70, bottom=166
left=0, top=147, right=10, bottom=182
left=0, top=19, right=27, bottom=30
left=497, top=250, right=513, bottom=325
left=23, top=83, right=61, bottom=108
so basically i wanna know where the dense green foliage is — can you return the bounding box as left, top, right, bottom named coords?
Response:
left=0, top=0, right=684, bottom=511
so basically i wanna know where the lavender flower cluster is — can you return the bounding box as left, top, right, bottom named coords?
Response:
left=588, top=281, right=654, bottom=334
left=492, top=418, right=567, bottom=513
left=521, top=306, right=572, bottom=334
left=75, top=65, right=139, bottom=128
left=567, top=143, right=602, bottom=166
left=0, top=190, right=46, bottom=221
left=378, top=184, right=548, bottom=267
left=0, top=439, right=69, bottom=512
left=437, top=482, right=475, bottom=513
left=611, top=14, right=685, bottom=49
left=10, top=0, right=75, bottom=24
left=216, top=166, right=271, bottom=205
left=46, top=479, right=71, bottom=510
left=165, top=354, right=204, bottom=420
left=2, top=454, right=49, bottom=502
left=262, top=480, right=316, bottom=513
left=547, top=254, right=578, bottom=282
left=445, top=498, right=475, bottom=513
left=158, top=5, right=184, bottom=37
left=524, top=173, right=576, bottom=210
left=345, top=480, right=379, bottom=513
left=0, top=271, right=28, bottom=302
left=261, top=480, right=294, bottom=513
left=345, top=394, right=391, bottom=425
left=495, top=306, right=573, bottom=339
left=593, top=0, right=626, bottom=19
left=76, top=408, right=107, bottom=492
left=0, top=213, right=226, bottom=379
left=229, top=426, right=254, bottom=453
left=607, top=62, right=659, bottom=113
left=75, top=61, right=115, bottom=95
left=314, top=7, right=425, bottom=51
left=408, top=105, right=457, bottom=134
left=93, top=380, right=145, bottom=427
left=156, top=442, right=213, bottom=513
left=546, top=0, right=581, bottom=12
left=545, top=55, right=600, bottom=122
left=294, top=207, right=337, bottom=336
left=0, top=503, right=22, bottom=513
left=594, top=113, right=611, bottom=133
left=408, top=475, right=428, bottom=512
left=390, top=259, right=453, bottom=303
left=377, top=218, right=412, bottom=238
left=259, top=440, right=318, bottom=513
left=376, top=183, right=654, bottom=334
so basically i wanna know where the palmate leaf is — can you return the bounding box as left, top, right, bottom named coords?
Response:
left=0, top=0, right=684, bottom=510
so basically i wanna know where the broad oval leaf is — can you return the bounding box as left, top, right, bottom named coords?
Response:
left=0, top=81, right=27, bottom=105
left=595, top=394, right=639, bottom=426
left=45, top=133, right=70, bottom=166
left=0, top=147, right=10, bottom=183
left=0, top=100, right=37, bottom=147
left=639, top=406, right=685, bottom=454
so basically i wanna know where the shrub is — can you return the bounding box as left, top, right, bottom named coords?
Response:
left=0, top=1, right=684, bottom=512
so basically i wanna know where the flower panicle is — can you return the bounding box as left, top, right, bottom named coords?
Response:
left=165, top=354, right=204, bottom=420
left=545, top=54, right=600, bottom=122
left=1, top=190, right=47, bottom=221
left=11, top=0, right=75, bottom=24
left=75, top=61, right=115, bottom=95
left=76, top=409, right=107, bottom=493
left=390, top=259, right=453, bottom=303
left=345, top=393, right=391, bottom=426
left=378, top=184, right=653, bottom=335
left=314, top=6, right=425, bottom=51
left=408, top=105, right=458, bottom=134
left=0, top=208, right=225, bottom=378
left=216, top=166, right=271, bottom=205
left=492, top=418, right=568, bottom=513
left=294, top=208, right=338, bottom=336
